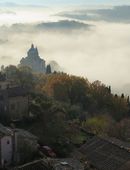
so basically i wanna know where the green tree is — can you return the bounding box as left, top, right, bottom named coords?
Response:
left=5, top=65, right=19, bottom=80
left=46, top=64, right=52, bottom=74
left=18, top=66, right=34, bottom=88
left=4, top=65, right=35, bottom=89
left=83, top=115, right=113, bottom=135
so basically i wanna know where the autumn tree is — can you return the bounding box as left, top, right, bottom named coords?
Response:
left=42, top=73, right=90, bottom=108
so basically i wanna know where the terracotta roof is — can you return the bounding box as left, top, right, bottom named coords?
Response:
left=79, top=136, right=130, bottom=170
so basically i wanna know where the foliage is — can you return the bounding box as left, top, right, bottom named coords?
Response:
left=39, top=73, right=90, bottom=109
left=82, top=115, right=114, bottom=135
left=109, top=119, right=130, bottom=141
left=1, top=65, right=130, bottom=157
left=3, top=65, right=35, bottom=88
left=29, top=95, right=68, bottom=149
left=28, top=72, right=130, bottom=145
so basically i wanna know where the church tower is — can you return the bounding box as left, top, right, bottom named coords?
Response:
left=19, top=44, right=46, bottom=73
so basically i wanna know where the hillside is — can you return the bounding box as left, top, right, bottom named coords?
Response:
left=1, top=65, right=130, bottom=157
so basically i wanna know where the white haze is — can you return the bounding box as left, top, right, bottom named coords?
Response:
left=0, top=6, right=130, bottom=95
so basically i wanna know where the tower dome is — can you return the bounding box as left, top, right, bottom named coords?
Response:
left=27, top=44, right=39, bottom=58
left=20, top=44, right=46, bottom=73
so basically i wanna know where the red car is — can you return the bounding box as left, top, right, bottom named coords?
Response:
left=39, top=145, right=56, bottom=158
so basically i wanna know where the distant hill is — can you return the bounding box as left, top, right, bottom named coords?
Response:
left=36, top=20, right=91, bottom=31
left=8, top=20, right=92, bottom=33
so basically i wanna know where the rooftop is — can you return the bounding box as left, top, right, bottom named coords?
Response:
left=0, top=124, right=13, bottom=137
left=7, top=86, right=28, bottom=97
left=79, top=136, right=130, bottom=170
left=15, top=128, right=38, bottom=140
left=12, top=158, right=84, bottom=170
left=0, top=86, right=28, bottom=98
left=103, top=136, right=130, bottom=151
left=12, top=160, right=49, bottom=170
left=49, top=158, right=84, bottom=170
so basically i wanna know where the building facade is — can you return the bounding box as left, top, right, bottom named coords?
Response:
left=0, top=124, right=38, bottom=168
left=0, top=86, right=29, bottom=120
left=0, top=124, right=13, bottom=167
left=20, top=44, right=46, bottom=73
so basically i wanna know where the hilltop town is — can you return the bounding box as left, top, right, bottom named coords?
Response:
left=0, top=45, right=130, bottom=170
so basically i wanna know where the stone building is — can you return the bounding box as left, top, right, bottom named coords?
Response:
left=0, top=73, right=10, bottom=90
left=13, top=128, right=38, bottom=165
left=0, top=124, right=13, bottom=167
left=20, top=44, right=46, bottom=73
left=0, top=73, right=17, bottom=90
left=0, top=86, right=29, bottom=120
left=0, top=124, right=38, bottom=168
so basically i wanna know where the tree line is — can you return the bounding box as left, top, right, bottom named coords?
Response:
left=1, top=65, right=130, bottom=156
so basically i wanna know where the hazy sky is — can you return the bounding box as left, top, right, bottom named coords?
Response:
left=0, top=1, right=130, bottom=95
left=1, top=0, right=130, bottom=5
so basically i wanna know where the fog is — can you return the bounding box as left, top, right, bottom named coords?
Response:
left=58, top=6, right=130, bottom=23
left=0, top=5, right=130, bottom=95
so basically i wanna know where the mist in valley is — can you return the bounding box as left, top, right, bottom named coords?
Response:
left=0, top=4, right=130, bottom=95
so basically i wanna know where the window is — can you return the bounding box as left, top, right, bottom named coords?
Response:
left=4, top=160, right=7, bottom=164
left=7, top=140, right=10, bottom=144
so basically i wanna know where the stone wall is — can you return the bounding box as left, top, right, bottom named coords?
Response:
left=8, top=96, right=29, bottom=120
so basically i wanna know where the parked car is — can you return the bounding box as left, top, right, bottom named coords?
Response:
left=39, top=145, right=56, bottom=158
